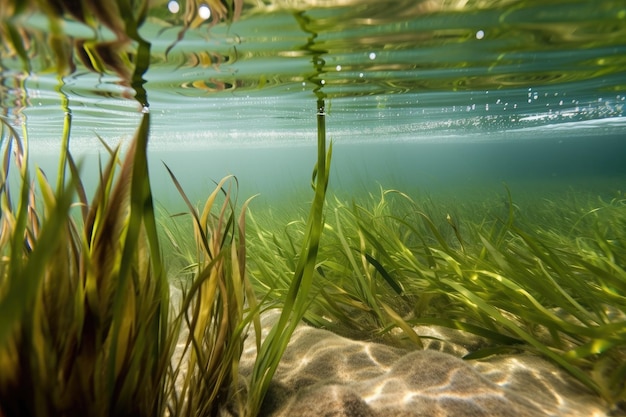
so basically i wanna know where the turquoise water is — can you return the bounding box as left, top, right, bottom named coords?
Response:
left=2, top=0, right=626, bottom=206
left=2, top=4, right=626, bottom=412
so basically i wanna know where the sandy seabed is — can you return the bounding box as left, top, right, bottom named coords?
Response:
left=171, top=287, right=618, bottom=417
left=238, top=310, right=617, bottom=417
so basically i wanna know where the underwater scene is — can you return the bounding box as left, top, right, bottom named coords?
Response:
left=1, top=0, right=625, bottom=416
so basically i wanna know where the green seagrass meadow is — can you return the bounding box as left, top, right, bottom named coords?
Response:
left=1, top=0, right=625, bottom=416
left=2, top=110, right=625, bottom=416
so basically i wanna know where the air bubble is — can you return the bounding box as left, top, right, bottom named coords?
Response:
left=168, top=0, right=180, bottom=13
left=198, top=4, right=211, bottom=20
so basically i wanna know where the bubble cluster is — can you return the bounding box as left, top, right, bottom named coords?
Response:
left=167, top=1, right=211, bottom=21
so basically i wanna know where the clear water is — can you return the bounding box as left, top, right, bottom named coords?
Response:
left=2, top=0, right=626, bottom=206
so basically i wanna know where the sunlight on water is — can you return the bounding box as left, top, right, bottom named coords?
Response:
left=1, top=0, right=625, bottom=199
left=2, top=0, right=625, bottom=146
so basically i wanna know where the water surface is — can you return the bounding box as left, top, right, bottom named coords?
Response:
left=1, top=0, right=625, bottom=203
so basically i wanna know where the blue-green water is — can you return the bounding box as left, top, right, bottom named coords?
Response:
left=2, top=0, right=625, bottom=207
left=2, top=4, right=626, bottom=413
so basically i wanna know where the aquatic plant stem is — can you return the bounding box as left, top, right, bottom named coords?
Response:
left=245, top=98, right=331, bottom=417
left=55, top=79, right=71, bottom=194
left=244, top=11, right=333, bottom=416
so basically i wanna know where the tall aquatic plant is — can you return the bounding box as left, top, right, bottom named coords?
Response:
left=0, top=115, right=263, bottom=417
left=242, top=9, right=335, bottom=416
left=0, top=114, right=175, bottom=416
left=162, top=172, right=259, bottom=417
left=244, top=97, right=331, bottom=416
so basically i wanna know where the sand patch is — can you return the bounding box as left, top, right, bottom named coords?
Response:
left=236, top=310, right=611, bottom=417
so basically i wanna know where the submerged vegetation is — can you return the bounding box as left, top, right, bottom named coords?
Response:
left=1, top=107, right=325, bottom=416
left=2, top=107, right=625, bottom=415
left=247, top=186, right=626, bottom=408
left=0, top=114, right=261, bottom=416
left=2, top=0, right=626, bottom=416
